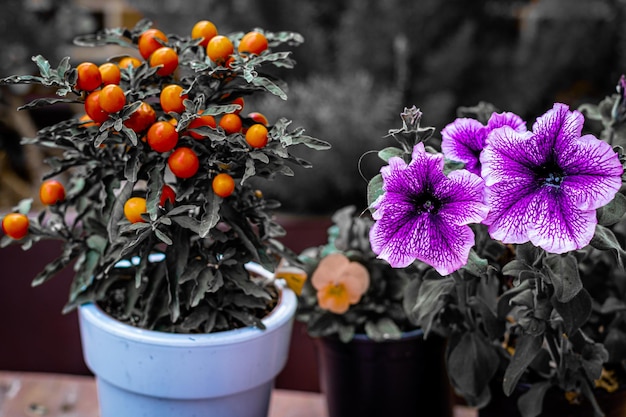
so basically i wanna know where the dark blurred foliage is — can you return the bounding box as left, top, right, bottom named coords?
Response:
left=3, top=0, right=625, bottom=214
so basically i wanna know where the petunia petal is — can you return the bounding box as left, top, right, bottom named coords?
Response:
left=487, top=112, right=527, bottom=132
left=481, top=126, right=536, bottom=187
left=483, top=178, right=539, bottom=244
left=558, top=134, right=623, bottom=210
left=441, top=118, right=486, bottom=175
left=436, top=169, right=489, bottom=226
left=527, top=190, right=598, bottom=253
left=532, top=103, right=584, bottom=153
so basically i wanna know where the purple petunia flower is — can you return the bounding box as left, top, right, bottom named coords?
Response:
left=441, top=112, right=526, bottom=176
left=369, top=143, right=489, bottom=276
left=481, top=102, right=624, bottom=253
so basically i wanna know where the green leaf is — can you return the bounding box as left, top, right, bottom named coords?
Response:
left=33, top=55, right=52, bottom=78
left=517, top=381, right=552, bottom=417
left=18, top=97, right=81, bottom=110
left=31, top=245, right=78, bottom=287
left=597, top=192, right=626, bottom=226
left=378, top=146, right=404, bottom=162
left=590, top=224, right=626, bottom=271
left=502, top=259, right=535, bottom=277
left=552, top=288, right=592, bottom=336
left=146, top=163, right=164, bottom=221
left=191, top=268, right=224, bottom=306
left=446, top=331, right=499, bottom=408
left=462, top=249, right=488, bottom=276
left=199, top=194, right=220, bottom=238
left=543, top=253, right=582, bottom=303
left=406, top=274, right=455, bottom=332
left=503, top=333, right=543, bottom=396
left=367, top=173, right=384, bottom=209
left=251, top=75, right=287, bottom=99
left=364, top=317, right=402, bottom=341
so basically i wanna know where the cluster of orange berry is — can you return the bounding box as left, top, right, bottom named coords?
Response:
left=2, top=20, right=277, bottom=238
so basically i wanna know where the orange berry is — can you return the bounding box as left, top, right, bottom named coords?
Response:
left=230, top=97, right=244, bottom=114
left=2, top=213, right=29, bottom=240
left=188, top=114, right=216, bottom=139
left=245, top=124, right=269, bottom=149
left=160, top=184, right=176, bottom=207
left=168, top=147, right=200, bottom=179
left=124, top=102, right=156, bottom=133
left=138, top=28, right=168, bottom=60
left=149, top=47, right=178, bottom=76
left=238, top=31, right=268, bottom=55
left=79, top=114, right=97, bottom=128
left=247, top=112, right=269, bottom=126
left=98, top=84, right=126, bottom=113
left=160, top=84, right=187, bottom=114
left=76, top=62, right=102, bottom=91
left=207, top=35, right=234, bottom=64
left=39, top=179, right=66, bottom=205
left=212, top=173, right=235, bottom=198
left=98, top=63, right=121, bottom=85
left=191, top=20, right=218, bottom=48
left=84, top=91, right=110, bottom=124
left=119, top=56, right=142, bottom=69
left=147, top=121, right=179, bottom=152
left=219, top=113, right=242, bottom=134
left=123, top=197, right=147, bottom=224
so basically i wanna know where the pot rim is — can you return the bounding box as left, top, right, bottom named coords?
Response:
left=78, top=262, right=296, bottom=347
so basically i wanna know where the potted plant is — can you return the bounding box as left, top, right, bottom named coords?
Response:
left=0, top=18, right=329, bottom=417
left=295, top=205, right=452, bottom=417
left=365, top=81, right=626, bottom=417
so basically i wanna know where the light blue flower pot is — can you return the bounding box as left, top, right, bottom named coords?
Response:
left=78, top=273, right=296, bottom=417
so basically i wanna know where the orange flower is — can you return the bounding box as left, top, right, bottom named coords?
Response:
left=311, top=253, right=370, bottom=314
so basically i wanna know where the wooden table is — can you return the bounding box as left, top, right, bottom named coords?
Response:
left=0, top=371, right=477, bottom=416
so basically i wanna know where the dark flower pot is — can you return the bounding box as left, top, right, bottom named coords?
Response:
left=315, top=329, right=452, bottom=417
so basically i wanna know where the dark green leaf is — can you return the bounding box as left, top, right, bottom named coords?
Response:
left=364, top=318, right=402, bottom=341
left=191, top=268, right=223, bottom=306
left=503, top=333, right=543, bottom=396
left=543, top=253, right=582, bottom=303
left=590, top=224, right=626, bottom=270
left=446, top=331, right=499, bottom=407
left=553, top=288, right=592, bottom=336
left=597, top=193, right=626, bottom=226
left=517, top=381, right=552, bottom=417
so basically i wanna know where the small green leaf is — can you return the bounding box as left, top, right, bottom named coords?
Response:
left=199, top=194, right=220, bottom=238
left=367, top=174, right=384, bottom=208
left=377, top=146, right=403, bottom=162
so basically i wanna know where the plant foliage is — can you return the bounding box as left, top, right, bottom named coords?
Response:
left=0, top=19, right=329, bottom=333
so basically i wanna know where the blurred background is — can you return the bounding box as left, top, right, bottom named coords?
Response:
left=0, top=0, right=624, bottom=391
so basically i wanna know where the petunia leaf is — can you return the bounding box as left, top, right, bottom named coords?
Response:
left=552, top=288, right=592, bottom=336
left=503, top=333, right=543, bottom=396
left=590, top=225, right=626, bottom=271
left=543, top=253, right=582, bottom=303
left=597, top=192, right=626, bottom=226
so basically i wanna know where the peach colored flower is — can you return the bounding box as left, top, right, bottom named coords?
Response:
left=311, top=253, right=370, bottom=314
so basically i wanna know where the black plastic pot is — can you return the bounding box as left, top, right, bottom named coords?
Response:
left=315, top=329, right=452, bottom=417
